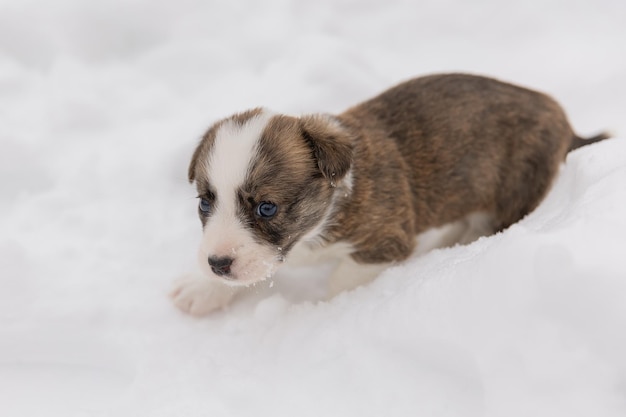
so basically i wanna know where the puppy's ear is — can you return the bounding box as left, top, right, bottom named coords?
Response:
left=300, top=114, right=354, bottom=180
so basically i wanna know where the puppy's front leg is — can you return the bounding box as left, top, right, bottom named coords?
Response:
left=170, top=273, right=241, bottom=316
left=328, top=257, right=389, bottom=298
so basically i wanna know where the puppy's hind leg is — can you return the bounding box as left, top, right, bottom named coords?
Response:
left=328, top=257, right=389, bottom=298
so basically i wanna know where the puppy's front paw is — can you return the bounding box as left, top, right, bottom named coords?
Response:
left=170, top=273, right=237, bottom=317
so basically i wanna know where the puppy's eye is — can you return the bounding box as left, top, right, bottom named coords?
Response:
left=199, top=198, right=211, bottom=214
left=256, top=202, right=277, bottom=219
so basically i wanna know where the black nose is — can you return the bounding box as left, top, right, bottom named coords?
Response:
left=208, top=256, right=234, bottom=277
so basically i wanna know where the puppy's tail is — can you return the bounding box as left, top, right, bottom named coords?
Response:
left=569, top=132, right=612, bottom=152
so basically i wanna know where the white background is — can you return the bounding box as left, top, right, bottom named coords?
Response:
left=1, top=0, right=625, bottom=416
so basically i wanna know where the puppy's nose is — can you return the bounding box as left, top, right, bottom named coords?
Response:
left=208, top=256, right=234, bottom=277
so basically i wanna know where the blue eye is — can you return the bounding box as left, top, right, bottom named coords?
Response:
left=256, top=202, right=277, bottom=219
left=199, top=198, right=211, bottom=214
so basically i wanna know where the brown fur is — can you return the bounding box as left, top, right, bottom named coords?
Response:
left=242, top=115, right=335, bottom=252
left=189, top=73, right=610, bottom=267
left=313, top=74, right=608, bottom=263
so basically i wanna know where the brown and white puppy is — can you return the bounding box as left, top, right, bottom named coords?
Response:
left=171, top=73, right=609, bottom=316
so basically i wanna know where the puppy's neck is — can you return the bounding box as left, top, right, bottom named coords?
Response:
left=296, top=168, right=354, bottom=249
left=330, top=168, right=354, bottom=198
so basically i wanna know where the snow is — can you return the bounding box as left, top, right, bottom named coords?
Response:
left=1, top=0, right=626, bottom=415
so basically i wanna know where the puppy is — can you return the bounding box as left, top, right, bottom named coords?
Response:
left=171, top=73, right=609, bottom=316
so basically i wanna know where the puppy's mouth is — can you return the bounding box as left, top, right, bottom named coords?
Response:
left=201, top=252, right=286, bottom=287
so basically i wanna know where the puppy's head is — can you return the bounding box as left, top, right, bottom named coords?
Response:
left=188, top=108, right=353, bottom=285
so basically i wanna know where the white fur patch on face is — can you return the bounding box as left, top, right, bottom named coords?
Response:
left=206, top=113, right=272, bottom=201
left=198, top=110, right=282, bottom=286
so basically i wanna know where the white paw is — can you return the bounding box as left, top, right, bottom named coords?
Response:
left=169, top=273, right=238, bottom=317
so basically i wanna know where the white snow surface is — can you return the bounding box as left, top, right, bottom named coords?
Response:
left=1, top=0, right=626, bottom=416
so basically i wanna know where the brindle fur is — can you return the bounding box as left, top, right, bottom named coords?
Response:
left=189, top=73, right=609, bottom=266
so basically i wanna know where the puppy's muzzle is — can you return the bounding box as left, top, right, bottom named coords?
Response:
left=208, top=256, right=234, bottom=277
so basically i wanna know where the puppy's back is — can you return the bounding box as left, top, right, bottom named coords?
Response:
left=341, top=73, right=574, bottom=231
